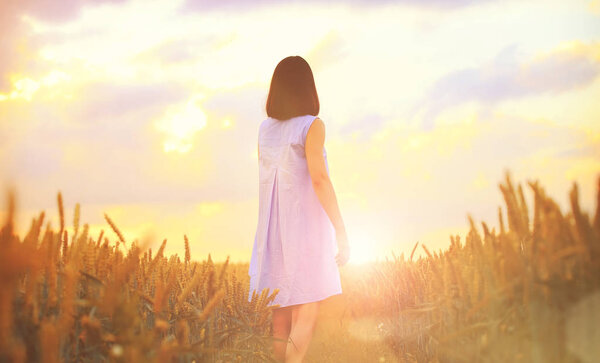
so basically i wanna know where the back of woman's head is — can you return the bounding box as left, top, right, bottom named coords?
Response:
left=266, top=56, right=320, bottom=121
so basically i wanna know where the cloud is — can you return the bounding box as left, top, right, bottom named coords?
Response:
left=0, top=82, right=268, bottom=213
left=5, top=142, right=62, bottom=179
left=202, top=84, right=266, bottom=122
left=190, top=85, right=267, bottom=199
left=305, top=30, right=348, bottom=72
left=336, top=113, right=385, bottom=141
left=181, top=0, right=492, bottom=13
left=325, top=110, right=600, bottom=254
left=415, top=42, right=600, bottom=129
left=1, top=79, right=194, bottom=209
left=1, top=0, right=127, bottom=24
left=0, top=0, right=128, bottom=91
left=0, top=78, right=190, bottom=154
left=68, top=81, right=189, bottom=124
left=11, top=1, right=76, bottom=24
left=133, top=34, right=232, bottom=67
left=553, top=144, right=600, bottom=159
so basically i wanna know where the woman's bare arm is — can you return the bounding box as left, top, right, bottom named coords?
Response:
left=305, top=117, right=347, bottom=236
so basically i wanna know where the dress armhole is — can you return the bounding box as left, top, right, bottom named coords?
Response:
left=302, top=116, right=321, bottom=146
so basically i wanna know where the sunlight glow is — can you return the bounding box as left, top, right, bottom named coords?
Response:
left=472, top=172, right=490, bottom=190
left=2, top=0, right=599, bottom=267
left=0, top=71, right=72, bottom=102
left=196, top=202, right=225, bottom=217
left=588, top=0, right=600, bottom=15
left=346, top=316, right=386, bottom=342
left=0, top=77, right=40, bottom=102
left=41, top=70, right=71, bottom=87
left=156, top=94, right=207, bottom=153
left=347, top=229, right=379, bottom=265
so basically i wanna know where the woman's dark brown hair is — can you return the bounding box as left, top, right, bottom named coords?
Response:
left=266, top=56, right=320, bottom=121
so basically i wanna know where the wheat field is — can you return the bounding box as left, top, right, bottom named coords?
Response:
left=0, top=173, right=598, bottom=362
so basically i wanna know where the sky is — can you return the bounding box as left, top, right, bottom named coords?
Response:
left=1, top=0, right=599, bottom=264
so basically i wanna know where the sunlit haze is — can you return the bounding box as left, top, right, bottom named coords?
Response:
left=1, top=0, right=599, bottom=264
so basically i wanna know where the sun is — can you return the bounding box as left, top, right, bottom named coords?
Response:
left=345, top=228, right=379, bottom=265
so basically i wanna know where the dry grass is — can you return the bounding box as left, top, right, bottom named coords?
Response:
left=0, top=172, right=598, bottom=362
left=322, top=173, right=600, bottom=362
left=0, top=195, right=278, bottom=362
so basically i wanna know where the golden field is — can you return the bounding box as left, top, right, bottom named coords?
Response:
left=0, top=173, right=598, bottom=362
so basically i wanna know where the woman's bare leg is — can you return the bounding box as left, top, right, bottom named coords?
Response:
left=286, top=302, right=319, bottom=363
left=272, top=306, right=292, bottom=362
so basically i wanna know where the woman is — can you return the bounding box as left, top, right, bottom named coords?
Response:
left=248, top=55, right=350, bottom=362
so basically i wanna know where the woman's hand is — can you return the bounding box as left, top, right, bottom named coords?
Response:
left=335, top=230, right=350, bottom=266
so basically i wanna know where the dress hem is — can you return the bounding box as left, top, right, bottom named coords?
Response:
left=268, top=290, right=343, bottom=309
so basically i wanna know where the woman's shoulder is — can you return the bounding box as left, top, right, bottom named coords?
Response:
left=302, top=115, right=325, bottom=144
left=305, top=115, right=324, bottom=130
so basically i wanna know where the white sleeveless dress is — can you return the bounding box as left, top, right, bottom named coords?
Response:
left=248, top=114, right=343, bottom=308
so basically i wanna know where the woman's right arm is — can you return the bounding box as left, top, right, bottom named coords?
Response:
left=305, top=117, right=350, bottom=265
